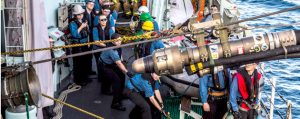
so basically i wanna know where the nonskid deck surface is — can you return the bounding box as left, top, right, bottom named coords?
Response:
left=62, top=46, right=136, bottom=119
left=61, top=76, right=135, bottom=119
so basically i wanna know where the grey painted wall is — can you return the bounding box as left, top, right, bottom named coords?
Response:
left=44, top=0, right=63, bottom=27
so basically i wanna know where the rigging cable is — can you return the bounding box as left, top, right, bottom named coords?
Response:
left=261, top=90, right=285, bottom=119
left=257, top=65, right=288, bottom=104
left=224, top=5, right=300, bottom=26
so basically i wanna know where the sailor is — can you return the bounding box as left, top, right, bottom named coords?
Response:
left=102, top=1, right=118, bottom=24
left=230, top=63, right=262, bottom=119
left=137, top=5, right=149, bottom=15
left=124, top=73, right=168, bottom=119
left=136, top=12, right=159, bottom=32
left=123, top=0, right=139, bottom=18
left=202, top=5, right=218, bottom=22
left=84, top=0, right=97, bottom=75
left=94, top=4, right=115, bottom=32
left=69, top=5, right=91, bottom=86
left=94, top=0, right=101, bottom=14
left=84, top=0, right=96, bottom=31
left=100, top=33, right=134, bottom=111
left=199, top=68, right=232, bottom=119
left=92, top=14, right=114, bottom=84
left=139, top=21, right=166, bottom=119
left=138, top=21, right=164, bottom=58
left=111, top=0, right=121, bottom=13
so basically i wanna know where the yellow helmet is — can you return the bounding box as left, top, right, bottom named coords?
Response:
left=142, top=21, right=154, bottom=31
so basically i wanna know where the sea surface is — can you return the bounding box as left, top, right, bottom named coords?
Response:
left=233, top=0, right=300, bottom=118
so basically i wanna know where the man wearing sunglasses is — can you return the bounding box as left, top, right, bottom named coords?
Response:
left=94, top=5, right=115, bottom=32
left=92, top=15, right=115, bottom=89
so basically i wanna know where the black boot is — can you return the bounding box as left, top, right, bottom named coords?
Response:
left=111, top=102, right=126, bottom=111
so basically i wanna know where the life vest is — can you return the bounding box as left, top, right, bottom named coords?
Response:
left=71, top=20, right=89, bottom=40
left=83, top=10, right=96, bottom=29
left=236, top=68, right=261, bottom=110
left=96, top=24, right=111, bottom=41
left=209, top=69, right=230, bottom=92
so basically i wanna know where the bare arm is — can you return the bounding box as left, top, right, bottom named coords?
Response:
left=154, top=90, right=163, bottom=104
left=96, top=42, right=106, bottom=47
left=115, top=60, right=128, bottom=73
left=149, top=96, right=162, bottom=111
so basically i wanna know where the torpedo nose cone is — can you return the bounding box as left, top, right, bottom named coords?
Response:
left=132, top=58, right=145, bottom=73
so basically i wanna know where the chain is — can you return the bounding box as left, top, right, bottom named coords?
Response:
left=1, top=33, right=152, bottom=55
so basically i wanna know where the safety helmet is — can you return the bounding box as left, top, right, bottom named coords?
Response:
left=138, top=6, right=149, bottom=14
left=142, top=21, right=154, bottom=31
left=72, top=5, right=85, bottom=15
left=140, top=13, right=153, bottom=22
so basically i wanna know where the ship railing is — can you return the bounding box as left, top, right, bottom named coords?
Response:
left=258, top=63, right=292, bottom=119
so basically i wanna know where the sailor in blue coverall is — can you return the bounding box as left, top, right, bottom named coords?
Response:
left=69, top=5, right=90, bottom=86
left=199, top=68, right=232, bottom=119
left=124, top=73, right=168, bottom=119
left=99, top=33, right=134, bottom=111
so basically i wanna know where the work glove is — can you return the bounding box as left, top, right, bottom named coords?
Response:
left=160, top=102, right=164, bottom=109
left=126, top=72, right=134, bottom=78
left=232, top=111, right=241, bottom=119
left=150, top=31, right=160, bottom=38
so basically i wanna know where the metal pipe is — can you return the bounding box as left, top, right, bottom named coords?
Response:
left=132, top=30, right=300, bottom=75
left=286, top=100, right=292, bottom=119
left=202, top=45, right=300, bottom=68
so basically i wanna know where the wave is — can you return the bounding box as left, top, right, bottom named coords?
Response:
left=283, top=0, right=300, bottom=5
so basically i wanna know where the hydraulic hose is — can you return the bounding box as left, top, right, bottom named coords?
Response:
left=132, top=30, right=300, bottom=75
left=227, top=53, right=300, bottom=68
left=202, top=45, right=300, bottom=68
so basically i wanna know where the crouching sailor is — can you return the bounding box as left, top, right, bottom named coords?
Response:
left=230, top=63, right=262, bottom=119
left=124, top=73, right=168, bottom=119
left=200, top=67, right=232, bottom=119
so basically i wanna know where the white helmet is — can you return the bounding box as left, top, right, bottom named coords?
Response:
left=72, top=5, right=85, bottom=15
left=138, top=6, right=149, bottom=14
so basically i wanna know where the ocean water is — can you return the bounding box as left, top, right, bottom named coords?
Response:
left=233, top=0, right=300, bottom=118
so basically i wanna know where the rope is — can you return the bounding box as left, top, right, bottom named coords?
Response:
left=1, top=33, right=152, bottom=55
left=42, top=93, right=104, bottom=119
left=52, top=83, right=81, bottom=119
left=225, top=5, right=300, bottom=26
left=27, top=31, right=194, bottom=65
